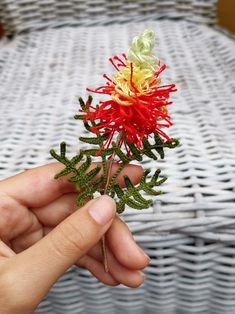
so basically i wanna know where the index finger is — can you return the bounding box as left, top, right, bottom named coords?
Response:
left=0, top=162, right=143, bottom=208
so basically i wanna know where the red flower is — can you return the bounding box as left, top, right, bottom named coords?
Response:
left=80, top=30, right=176, bottom=153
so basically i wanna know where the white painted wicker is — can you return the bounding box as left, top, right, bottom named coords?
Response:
left=1, top=2, right=235, bottom=314
left=0, top=0, right=217, bottom=36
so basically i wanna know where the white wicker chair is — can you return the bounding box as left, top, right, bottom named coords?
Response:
left=0, top=1, right=235, bottom=313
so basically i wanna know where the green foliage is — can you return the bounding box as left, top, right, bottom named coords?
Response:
left=50, top=142, right=104, bottom=207
left=50, top=96, right=179, bottom=212
left=114, top=169, right=167, bottom=213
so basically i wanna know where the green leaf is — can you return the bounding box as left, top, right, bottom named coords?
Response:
left=79, top=137, right=101, bottom=145
left=82, top=148, right=99, bottom=156
left=77, top=156, right=91, bottom=176
left=84, top=166, right=101, bottom=182
left=100, top=148, right=114, bottom=157
left=50, top=97, right=180, bottom=214
left=92, top=176, right=105, bottom=192
left=76, top=191, right=92, bottom=207
left=132, top=189, right=151, bottom=204
left=79, top=133, right=109, bottom=146
left=167, top=138, right=179, bottom=148
left=155, top=147, right=164, bottom=159
left=83, top=121, right=91, bottom=132
left=78, top=97, right=87, bottom=111
left=112, top=142, right=130, bottom=163
left=70, top=152, right=84, bottom=165
left=87, top=95, right=93, bottom=105
left=141, top=184, right=161, bottom=195
left=151, top=169, right=161, bottom=183
left=114, top=184, right=125, bottom=198
left=74, top=114, right=84, bottom=120
left=117, top=200, right=125, bottom=214
left=140, top=170, right=151, bottom=184
left=154, top=176, right=167, bottom=186
left=142, top=137, right=158, bottom=160
left=126, top=142, right=143, bottom=161
left=60, top=142, right=66, bottom=158
left=54, top=167, right=72, bottom=179
left=124, top=175, right=135, bottom=189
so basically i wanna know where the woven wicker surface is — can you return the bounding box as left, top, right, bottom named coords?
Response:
left=0, top=19, right=235, bottom=314
left=0, top=0, right=217, bottom=36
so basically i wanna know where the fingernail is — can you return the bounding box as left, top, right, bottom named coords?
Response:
left=144, top=253, right=150, bottom=262
left=89, top=195, right=116, bottom=225
left=138, top=247, right=150, bottom=261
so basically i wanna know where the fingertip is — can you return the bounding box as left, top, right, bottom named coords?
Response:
left=107, top=218, right=149, bottom=270
left=134, top=251, right=150, bottom=270
left=124, top=270, right=145, bottom=288
left=88, top=195, right=116, bottom=226
left=77, top=256, right=120, bottom=286
left=127, top=249, right=150, bottom=270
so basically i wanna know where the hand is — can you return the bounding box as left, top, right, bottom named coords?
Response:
left=0, top=163, right=149, bottom=314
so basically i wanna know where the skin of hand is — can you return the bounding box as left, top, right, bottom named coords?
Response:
left=0, top=163, right=149, bottom=314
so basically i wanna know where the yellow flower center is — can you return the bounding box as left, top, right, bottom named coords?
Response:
left=111, top=29, right=160, bottom=106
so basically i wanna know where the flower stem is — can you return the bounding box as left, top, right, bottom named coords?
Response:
left=101, top=133, right=123, bottom=272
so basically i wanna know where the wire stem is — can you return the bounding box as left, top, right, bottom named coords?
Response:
left=101, top=133, right=123, bottom=272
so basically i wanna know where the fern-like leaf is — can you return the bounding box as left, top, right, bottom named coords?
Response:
left=50, top=96, right=180, bottom=214
left=50, top=141, right=104, bottom=203
left=115, top=169, right=166, bottom=213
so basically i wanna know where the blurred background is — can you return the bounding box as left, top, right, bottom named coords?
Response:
left=218, top=0, right=235, bottom=33
left=0, top=1, right=235, bottom=314
left=0, top=0, right=235, bottom=37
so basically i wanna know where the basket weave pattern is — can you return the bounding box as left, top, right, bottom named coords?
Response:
left=1, top=1, right=235, bottom=313
left=0, top=0, right=217, bottom=36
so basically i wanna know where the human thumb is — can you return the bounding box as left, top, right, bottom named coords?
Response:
left=6, top=196, right=116, bottom=307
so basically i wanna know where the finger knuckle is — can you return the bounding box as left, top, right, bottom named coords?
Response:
left=0, top=195, right=23, bottom=239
